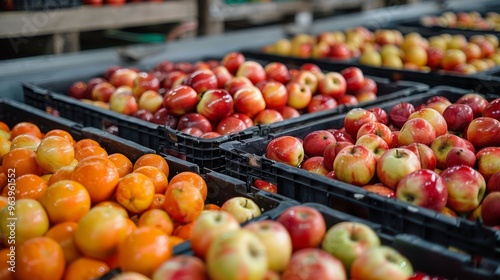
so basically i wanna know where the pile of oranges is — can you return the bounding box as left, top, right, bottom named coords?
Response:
left=0, top=121, right=216, bottom=280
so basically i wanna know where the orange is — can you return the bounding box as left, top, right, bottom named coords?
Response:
left=45, top=222, right=82, bottom=265
left=14, top=174, right=48, bottom=200
left=0, top=173, right=7, bottom=191
left=104, top=253, right=120, bottom=270
left=118, top=226, right=172, bottom=277
left=2, top=147, right=43, bottom=177
left=204, top=203, right=221, bottom=211
left=125, top=218, right=138, bottom=235
left=116, top=173, right=155, bottom=214
left=108, top=153, right=133, bottom=177
left=148, top=194, right=166, bottom=210
left=71, top=157, right=120, bottom=204
left=40, top=180, right=91, bottom=224
left=9, top=122, right=42, bottom=140
left=74, top=145, right=108, bottom=162
left=0, top=248, right=14, bottom=280
left=168, top=235, right=185, bottom=248
left=75, top=207, right=128, bottom=260
left=0, top=196, right=8, bottom=210
left=41, top=174, right=52, bottom=181
left=0, top=121, right=9, bottom=133
left=94, top=201, right=129, bottom=219
left=0, top=137, right=11, bottom=163
left=0, top=130, right=10, bottom=141
left=47, top=165, right=75, bottom=186
left=173, top=222, right=194, bottom=240
left=164, top=181, right=204, bottom=224
left=16, top=237, right=66, bottom=280
left=138, top=209, right=174, bottom=235
left=113, top=272, right=151, bottom=280
left=133, top=154, right=169, bottom=177
left=74, top=139, right=100, bottom=152
left=168, top=171, right=207, bottom=200
left=44, top=129, right=75, bottom=146
left=36, top=136, right=75, bottom=173
left=63, top=257, right=110, bottom=280
left=134, top=166, right=169, bottom=194
left=9, top=134, right=41, bottom=152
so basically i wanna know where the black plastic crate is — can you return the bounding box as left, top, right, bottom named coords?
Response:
left=220, top=86, right=500, bottom=260
left=13, top=0, right=79, bottom=10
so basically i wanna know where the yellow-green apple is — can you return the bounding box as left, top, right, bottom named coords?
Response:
left=216, top=116, right=247, bottom=136
left=152, top=255, right=207, bottom=280
left=430, top=134, right=468, bottom=170
left=109, top=92, right=138, bottom=116
left=340, top=67, right=364, bottom=93
left=279, top=106, right=300, bottom=120
left=222, top=51, right=245, bottom=75
left=307, top=94, right=338, bottom=113
left=311, top=41, right=331, bottom=59
left=333, top=145, right=377, bottom=186
left=110, top=85, right=133, bottom=102
left=481, top=192, right=500, bottom=226
left=253, top=109, right=284, bottom=125
left=355, top=134, right=389, bottom=161
left=442, top=104, right=474, bottom=132
left=244, top=220, right=292, bottom=272
left=231, top=113, right=254, bottom=128
left=133, top=72, right=160, bottom=100
left=109, top=68, right=138, bottom=88
left=190, top=210, right=241, bottom=259
left=206, top=229, right=267, bottom=280
left=441, top=49, right=467, bottom=71
left=476, top=147, right=500, bottom=181
left=408, top=108, right=448, bottom=137
left=318, top=72, right=347, bottom=98
left=323, top=142, right=354, bottom=171
left=445, top=147, right=476, bottom=168
left=483, top=98, right=500, bottom=121
left=398, top=118, right=436, bottom=146
left=225, top=77, right=253, bottom=96
left=177, top=113, right=213, bottom=134
left=293, top=70, right=318, bottom=95
left=163, top=85, right=199, bottom=116
left=282, top=248, right=347, bottom=280
left=466, top=117, right=500, bottom=149
left=362, top=184, right=396, bottom=198
left=151, top=108, right=179, bottom=128
left=343, top=108, right=378, bottom=139
left=487, top=171, right=500, bottom=194
left=359, top=50, right=382, bottom=67
left=271, top=38, right=292, bottom=56
left=286, top=82, right=312, bottom=110
left=138, top=90, right=163, bottom=113
left=380, top=44, right=402, bottom=59
left=368, top=108, right=388, bottom=125
left=396, top=169, right=448, bottom=212
left=301, top=156, right=330, bottom=176
left=277, top=205, right=326, bottom=251
left=428, top=35, right=447, bottom=50
left=186, top=69, right=218, bottom=95
left=376, top=148, right=421, bottom=189
left=389, top=102, right=415, bottom=128
left=456, top=93, right=489, bottom=118
left=425, top=101, right=451, bottom=116
left=259, top=81, right=288, bottom=110
left=264, top=62, right=290, bottom=84
left=404, top=45, right=428, bottom=67
left=233, top=86, right=266, bottom=118
left=162, top=70, right=187, bottom=89
left=91, top=82, right=115, bottom=102
left=356, top=122, right=392, bottom=146
left=212, top=65, right=233, bottom=89
left=321, top=221, right=381, bottom=271
left=303, top=130, right=336, bottom=157
left=448, top=34, right=467, bottom=50
left=236, top=61, right=266, bottom=85
left=403, top=143, right=437, bottom=171
left=350, top=246, right=413, bottom=280
left=68, top=81, right=88, bottom=100
left=196, top=89, right=234, bottom=122
left=441, top=165, right=486, bottom=213
left=266, top=136, right=304, bottom=167
left=220, top=197, right=261, bottom=224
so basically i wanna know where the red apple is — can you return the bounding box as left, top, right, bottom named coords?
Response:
left=466, top=117, right=500, bottom=149
left=286, top=82, right=312, bottom=110
left=215, top=116, right=247, bottom=136
left=329, top=129, right=355, bottom=144
left=163, top=85, right=199, bottom=116
left=350, top=246, right=414, bottom=280
left=153, top=61, right=174, bottom=73
left=68, top=81, right=88, bottom=100
left=441, top=165, right=486, bottom=213
left=231, top=113, right=254, bottom=128
left=233, top=86, right=266, bottom=118
left=177, top=113, right=213, bottom=134
left=253, top=179, right=278, bottom=194
left=377, top=148, right=421, bottom=189
left=222, top=52, right=245, bottom=75
left=185, top=69, right=218, bottom=95
left=335, top=94, right=359, bottom=107
left=487, top=172, right=500, bottom=194
left=301, top=156, right=330, bottom=176
left=133, top=109, right=153, bottom=122
left=389, top=102, right=415, bottom=128
left=196, top=89, right=234, bottom=122
left=408, top=108, right=448, bottom=137
left=318, top=72, right=347, bottom=98
left=279, top=106, right=301, bottom=120
left=356, top=122, right=392, bottom=146
left=302, top=130, right=337, bottom=157
left=343, top=108, right=378, bottom=140
left=355, top=134, right=389, bottom=161
left=483, top=98, right=500, bottom=121
left=266, top=136, right=304, bottom=167
left=212, top=66, right=233, bottom=89
left=180, top=127, right=203, bottom=137
left=333, top=145, right=377, bottom=186
left=368, top=108, right=389, bottom=125
left=91, top=82, right=115, bottom=102
left=282, top=248, right=347, bottom=280
left=133, top=72, right=160, bottom=100
left=362, top=184, right=396, bottom=198
left=236, top=61, right=266, bottom=85
left=476, top=147, right=500, bottom=181
left=200, top=132, right=221, bottom=139
left=396, top=169, right=448, bottom=212
left=138, top=90, right=163, bottom=113
left=329, top=42, right=351, bottom=59
left=109, top=92, right=138, bottom=116
left=152, top=255, right=208, bottom=280
left=225, top=76, right=253, bottom=96
left=398, top=118, right=436, bottom=146
left=162, top=71, right=187, bottom=90
left=109, top=68, right=138, bottom=88
left=277, top=206, right=326, bottom=251
left=430, top=134, right=468, bottom=170
left=253, top=109, right=284, bottom=125
left=426, top=47, right=444, bottom=69
left=260, top=81, right=288, bottom=110
left=340, top=67, right=364, bottom=93
left=445, top=147, right=476, bottom=168
left=151, top=108, right=179, bottom=128
left=264, top=62, right=290, bottom=84
left=442, top=104, right=474, bottom=132
left=404, top=143, right=437, bottom=171
left=293, top=70, right=319, bottom=95
left=307, top=94, right=338, bottom=113
left=456, top=93, right=489, bottom=118
left=481, top=192, right=500, bottom=227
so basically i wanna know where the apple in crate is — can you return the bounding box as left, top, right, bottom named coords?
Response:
left=220, top=197, right=261, bottom=224
left=396, top=169, right=448, bottom=212
left=476, top=147, right=500, bottom=181
left=196, top=89, right=234, bottom=122
left=163, top=71, right=187, bottom=89
left=430, top=134, right=468, bottom=170
left=253, top=109, right=284, bottom=125
left=91, top=82, right=115, bottom=102
left=163, top=85, right=199, bottom=116
left=293, top=70, right=319, bottom=94
left=445, top=147, right=476, bottom=168
left=398, top=118, right=436, bottom=146
left=389, top=102, right=415, bottom=128
left=466, top=117, right=500, bottom=150
left=303, top=130, right=336, bottom=157
left=226, top=76, right=253, bottom=96
left=279, top=106, right=300, bottom=120
left=216, top=116, right=247, bottom=136
left=259, top=81, right=288, bottom=111
left=68, top=81, right=88, bottom=100
left=186, top=69, right=218, bottom=95
left=301, top=156, right=330, bottom=176
left=231, top=113, right=254, bottom=128
left=244, top=220, right=293, bottom=272
left=133, top=72, right=160, bottom=100
left=350, top=246, right=413, bottom=280
left=190, top=210, right=241, bottom=259
left=334, top=145, right=377, bottom=186
left=363, top=184, right=396, bottom=198
left=377, top=148, right=421, bottom=189
left=236, top=61, right=266, bottom=85
left=441, top=165, right=486, bottom=213
left=152, top=255, right=208, bottom=280
left=177, top=113, right=213, bottom=134
left=343, top=108, right=378, bottom=139
left=264, top=62, right=290, bottom=84
left=212, top=65, right=233, bottom=89
left=442, top=104, right=474, bottom=132
left=233, top=86, right=266, bottom=118
left=266, top=136, right=304, bottom=167
left=340, top=67, right=364, bottom=93
left=321, top=221, right=381, bottom=271
left=318, top=72, right=346, bottom=98
left=277, top=205, right=326, bottom=251
left=355, top=134, right=389, bottom=161
left=138, top=90, right=163, bottom=113
left=456, top=93, right=489, bottom=118
left=110, top=92, right=138, bottom=116
left=487, top=172, right=500, bottom=194
left=481, top=192, right=500, bottom=226
left=286, top=82, right=312, bottom=110
left=368, top=107, right=388, bottom=125
left=206, top=229, right=268, bottom=280
left=109, top=68, right=138, bottom=88
left=403, top=143, right=437, bottom=171
left=222, top=51, right=245, bottom=75
left=307, top=94, right=338, bottom=113
left=253, top=179, right=278, bottom=194
left=357, top=122, right=393, bottom=146
left=483, top=98, right=500, bottom=121
left=282, top=248, right=347, bottom=280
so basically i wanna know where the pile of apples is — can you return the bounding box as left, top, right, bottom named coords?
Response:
left=68, top=55, right=380, bottom=138
left=359, top=30, right=500, bottom=74
left=266, top=92, right=500, bottom=229
left=420, top=11, right=500, bottom=31
left=150, top=205, right=446, bottom=280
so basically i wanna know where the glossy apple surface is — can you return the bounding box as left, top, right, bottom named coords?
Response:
left=277, top=206, right=326, bottom=252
